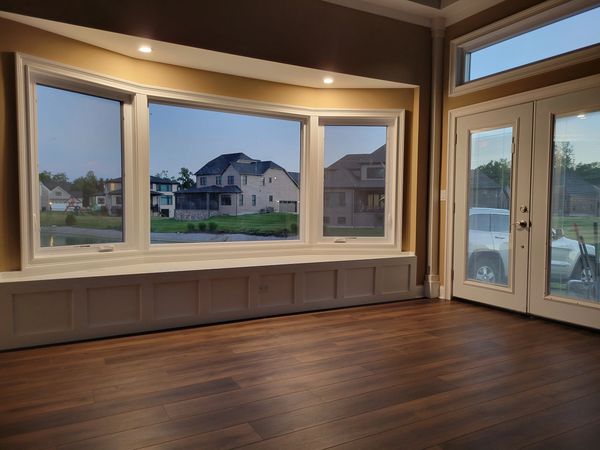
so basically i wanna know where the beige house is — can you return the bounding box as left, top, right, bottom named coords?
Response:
left=175, top=153, right=299, bottom=220
left=40, top=182, right=83, bottom=212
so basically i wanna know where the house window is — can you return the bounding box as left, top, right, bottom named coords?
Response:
left=451, top=3, right=600, bottom=95
left=149, top=101, right=301, bottom=244
left=97, top=197, right=105, bottom=205
left=365, top=166, right=385, bottom=180
left=262, top=177, right=266, bottom=185
left=321, top=121, right=393, bottom=240
left=269, top=177, right=273, bottom=183
left=115, top=196, right=123, bottom=206
left=158, top=184, right=171, bottom=192
left=35, top=84, right=125, bottom=249
left=367, top=193, right=385, bottom=211
left=269, top=195, right=273, bottom=202
left=160, top=195, right=172, bottom=205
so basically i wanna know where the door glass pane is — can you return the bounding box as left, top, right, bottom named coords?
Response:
left=549, top=110, right=600, bottom=303
left=467, top=127, right=513, bottom=286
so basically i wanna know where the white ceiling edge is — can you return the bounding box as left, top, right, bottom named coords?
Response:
left=0, top=11, right=414, bottom=90
left=324, top=0, right=507, bottom=28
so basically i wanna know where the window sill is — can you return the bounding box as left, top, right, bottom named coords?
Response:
left=0, top=250, right=414, bottom=284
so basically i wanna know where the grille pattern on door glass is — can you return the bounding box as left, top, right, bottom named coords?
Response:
left=548, top=110, right=600, bottom=303
left=466, top=127, right=513, bottom=286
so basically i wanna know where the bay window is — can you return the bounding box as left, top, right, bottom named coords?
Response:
left=17, top=54, right=404, bottom=273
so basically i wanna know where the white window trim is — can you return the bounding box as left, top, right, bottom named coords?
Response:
left=316, top=114, right=403, bottom=248
left=449, top=0, right=600, bottom=97
left=15, top=53, right=407, bottom=277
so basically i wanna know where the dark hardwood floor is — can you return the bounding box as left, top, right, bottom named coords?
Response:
left=1, top=299, right=599, bottom=449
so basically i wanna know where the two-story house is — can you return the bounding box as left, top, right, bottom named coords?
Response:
left=175, top=153, right=299, bottom=220
left=40, top=182, right=83, bottom=212
left=323, top=145, right=386, bottom=228
left=93, top=176, right=179, bottom=217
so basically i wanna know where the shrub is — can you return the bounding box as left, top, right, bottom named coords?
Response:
left=65, top=214, right=76, bottom=226
left=281, top=228, right=289, bottom=237
left=198, top=222, right=207, bottom=232
left=208, top=221, right=218, bottom=232
left=186, top=222, right=195, bottom=232
left=290, top=223, right=298, bottom=234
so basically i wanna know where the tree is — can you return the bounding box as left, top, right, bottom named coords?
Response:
left=39, top=171, right=69, bottom=184
left=477, top=158, right=511, bottom=188
left=554, top=141, right=575, bottom=171
left=575, top=162, right=600, bottom=188
left=177, top=167, right=195, bottom=189
left=72, top=170, right=101, bottom=207
left=154, top=170, right=176, bottom=181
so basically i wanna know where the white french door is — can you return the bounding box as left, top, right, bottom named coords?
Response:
left=451, top=85, right=600, bottom=330
left=453, top=103, right=533, bottom=312
left=529, top=86, right=600, bottom=329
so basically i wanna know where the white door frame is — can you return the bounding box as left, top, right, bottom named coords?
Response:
left=443, top=73, right=600, bottom=301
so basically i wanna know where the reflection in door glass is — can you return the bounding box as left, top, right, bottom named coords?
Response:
left=466, top=127, right=512, bottom=286
left=549, top=111, right=600, bottom=303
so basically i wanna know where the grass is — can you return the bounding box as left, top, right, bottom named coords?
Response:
left=323, top=226, right=385, bottom=237
left=552, top=216, right=600, bottom=245
left=151, top=212, right=298, bottom=236
left=41, top=211, right=123, bottom=230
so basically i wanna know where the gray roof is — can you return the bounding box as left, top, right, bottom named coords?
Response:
left=176, top=185, right=243, bottom=194
left=289, top=172, right=300, bottom=186
left=195, top=152, right=299, bottom=188
left=324, top=145, right=386, bottom=190
left=195, top=153, right=257, bottom=176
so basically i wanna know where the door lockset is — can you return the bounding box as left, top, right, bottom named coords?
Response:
left=520, top=205, right=528, bottom=213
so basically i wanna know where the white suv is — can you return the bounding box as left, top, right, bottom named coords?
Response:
left=468, top=207, right=596, bottom=285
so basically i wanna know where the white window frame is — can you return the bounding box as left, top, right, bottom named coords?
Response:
left=16, top=53, right=406, bottom=276
left=449, top=0, right=600, bottom=97
left=16, top=54, right=142, bottom=269
left=316, top=114, right=403, bottom=247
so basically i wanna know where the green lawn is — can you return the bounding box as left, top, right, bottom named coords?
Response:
left=323, top=226, right=384, bottom=237
left=151, top=213, right=298, bottom=236
left=552, top=216, right=600, bottom=244
left=40, top=211, right=123, bottom=230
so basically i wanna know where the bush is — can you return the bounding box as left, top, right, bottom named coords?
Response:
left=290, top=223, right=298, bottom=234
left=65, top=214, right=77, bottom=226
left=186, top=222, right=195, bottom=232
left=208, top=221, right=218, bottom=232
left=198, top=222, right=207, bottom=232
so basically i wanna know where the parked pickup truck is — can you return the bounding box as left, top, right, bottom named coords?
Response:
left=468, top=207, right=596, bottom=285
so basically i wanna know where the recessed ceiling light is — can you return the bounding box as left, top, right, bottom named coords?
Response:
left=138, top=45, right=152, bottom=54
left=577, top=113, right=586, bottom=119
left=323, top=77, right=334, bottom=85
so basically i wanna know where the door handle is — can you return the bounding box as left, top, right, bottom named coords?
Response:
left=514, top=219, right=529, bottom=229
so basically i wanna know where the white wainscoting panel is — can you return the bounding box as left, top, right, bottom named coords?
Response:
left=0, top=256, right=418, bottom=349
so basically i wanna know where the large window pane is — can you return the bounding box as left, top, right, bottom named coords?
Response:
left=549, top=110, right=600, bottom=303
left=466, top=127, right=512, bottom=286
left=468, top=6, right=600, bottom=82
left=323, top=125, right=387, bottom=237
left=149, top=103, right=301, bottom=244
left=37, top=85, right=123, bottom=247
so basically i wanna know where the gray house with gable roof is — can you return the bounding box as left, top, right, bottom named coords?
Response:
left=175, top=153, right=299, bottom=220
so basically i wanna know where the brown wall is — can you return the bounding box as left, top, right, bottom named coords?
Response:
left=438, top=0, right=600, bottom=286
left=0, top=17, right=422, bottom=272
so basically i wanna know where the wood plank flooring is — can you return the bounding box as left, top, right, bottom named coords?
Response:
left=0, top=299, right=599, bottom=449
